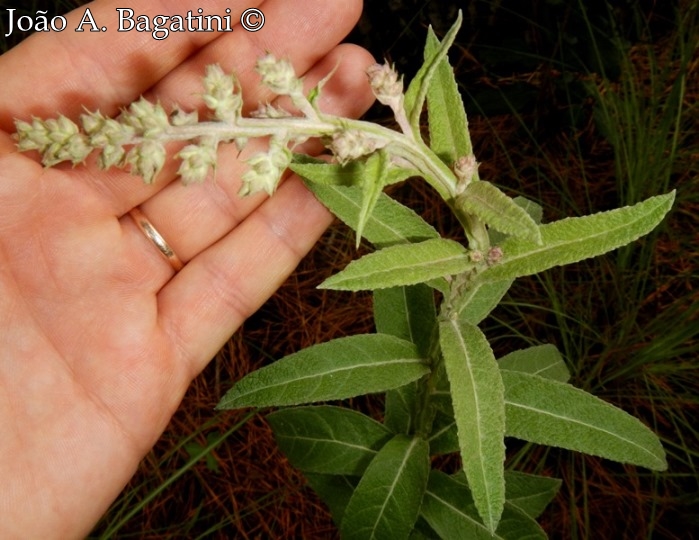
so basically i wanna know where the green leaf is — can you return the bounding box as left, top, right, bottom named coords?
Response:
left=340, top=435, right=430, bottom=540
left=320, top=238, right=473, bottom=291
left=503, top=471, right=562, bottom=520
left=374, top=284, right=437, bottom=356
left=375, top=284, right=437, bottom=434
left=291, top=157, right=363, bottom=187
left=512, top=196, right=544, bottom=225
left=290, top=154, right=415, bottom=188
left=356, top=150, right=390, bottom=247
left=304, top=473, right=358, bottom=526
left=303, top=181, right=438, bottom=248
left=498, top=344, right=570, bottom=382
left=384, top=383, right=419, bottom=436
left=456, top=279, right=514, bottom=324
left=420, top=470, right=547, bottom=540
left=438, top=318, right=506, bottom=532
left=479, top=191, right=676, bottom=283
left=424, top=26, right=473, bottom=165
left=489, top=196, right=544, bottom=246
left=427, top=409, right=459, bottom=455
left=458, top=181, right=542, bottom=243
left=216, top=334, right=428, bottom=409
left=266, top=406, right=393, bottom=475
left=404, top=11, right=463, bottom=136
left=501, top=370, right=667, bottom=470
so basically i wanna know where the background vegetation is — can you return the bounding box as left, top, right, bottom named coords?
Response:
left=2, top=0, right=697, bottom=538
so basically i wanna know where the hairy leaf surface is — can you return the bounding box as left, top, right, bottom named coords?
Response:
left=320, top=238, right=472, bottom=291
left=304, top=473, right=358, bottom=526
left=498, top=344, right=570, bottom=383
left=340, top=435, right=429, bottom=540
left=424, top=26, right=472, bottom=165
left=267, top=406, right=393, bottom=475
left=503, top=471, right=562, bottom=520
left=375, top=284, right=437, bottom=433
left=479, top=191, right=675, bottom=283
left=303, top=181, right=438, bottom=248
left=217, top=334, right=428, bottom=409
left=291, top=155, right=415, bottom=188
left=439, top=318, right=506, bottom=532
left=404, top=11, right=463, bottom=136
left=502, top=370, right=667, bottom=470
left=374, top=284, right=437, bottom=355
left=458, top=181, right=542, bottom=244
left=456, top=279, right=514, bottom=324
left=356, top=150, right=390, bottom=247
left=420, top=470, right=547, bottom=540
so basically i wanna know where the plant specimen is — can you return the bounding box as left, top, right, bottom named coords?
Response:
left=15, top=13, right=673, bottom=539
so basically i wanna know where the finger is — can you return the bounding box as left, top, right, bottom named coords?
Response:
left=0, top=0, right=361, bottom=216
left=117, top=44, right=374, bottom=272
left=79, top=0, right=365, bottom=215
left=157, top=174, right=334, bottom=377
left=146, top=0, right=365, bottom=114
left=0, top=0, right=259, bottom=130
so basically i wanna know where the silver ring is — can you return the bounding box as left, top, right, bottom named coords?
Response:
left=129, top=207, right=183, bottom=271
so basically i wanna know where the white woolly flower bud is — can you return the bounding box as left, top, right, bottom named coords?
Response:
left=176, top=138, right=218, bottom=185
left=487, top=246, right=504, bottom=265
left=366, top=62, right=403, bottom=108
left=328, top=129, right=380, bottom=165
left=202, top=64, right=243, bottom=122
left=14, top=118, right=50, bottom=151
left=170, top=106, right=199, bottom=127
left=126, top=139, right=166, bottom=184
left=454, top=155, right=479, bottom=193
left=255, top=54, right=303, bottom=96
left=239, top=137, right=291, bottom=196
left=80, top=111, right=136, bottom=169
left=14, top=115, right=91, bottom=166
left=119, top=97, right=170, bottom=138
left=250, top=102, right=293, bottom=119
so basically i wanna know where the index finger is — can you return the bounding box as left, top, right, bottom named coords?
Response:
left=0, top=0, right=261, bottom=131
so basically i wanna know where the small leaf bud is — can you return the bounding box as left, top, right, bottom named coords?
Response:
left=469, top=250, right=484, bottom=263
left=454, top=155, right=479, bottom=193
left=366, top=62, right=404, bottom=108
left=487, top=246, right=504, bottom=265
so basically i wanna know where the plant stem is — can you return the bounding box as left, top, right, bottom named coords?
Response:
left=134, top=114, right=460, bottom=200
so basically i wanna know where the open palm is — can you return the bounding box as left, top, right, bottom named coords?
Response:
left=0, top=1, right=373, bottom=537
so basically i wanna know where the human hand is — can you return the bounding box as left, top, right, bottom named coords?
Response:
left=0, top=1, right=374, bottom=537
